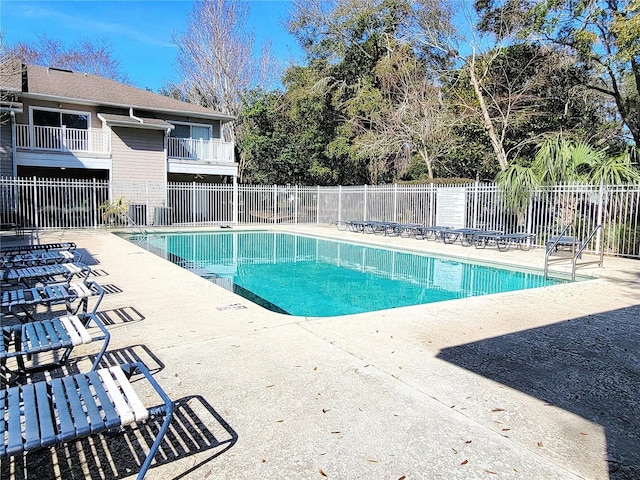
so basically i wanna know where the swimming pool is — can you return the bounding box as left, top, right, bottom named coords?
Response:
left=124, top=230, right=562, bottom=317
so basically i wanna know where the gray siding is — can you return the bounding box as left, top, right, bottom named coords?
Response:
left=111, top=127, right=165, bottom=182
left=0, top=115, right=14, bottom=176
left=110, top=126, right=167, bottom=225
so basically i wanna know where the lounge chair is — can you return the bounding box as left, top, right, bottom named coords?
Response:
left=1, top=312, right=110, bottom=386
left=1, top=249, right=81, bottom=269
left=0, top=362, right=173, bottom=480
left=414, top=225, right=452, bottom=241
left=386, top=223, right=423, bottom=237
left=1, top=262, right=91, bottom=288
left=1, top=280, right=105, bottom=323
left=474, top=232, right=536, bottom=252
left=365, top=221, right=400, bottom=235
left=442, top=228, right=502, bottom=246
left=545, top=234, right=582, bottom=254
left=0, top=242, right=76, bottom=256
left=344, top=220, right=367, bottom=233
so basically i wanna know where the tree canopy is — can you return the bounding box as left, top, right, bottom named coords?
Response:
left=234, top=0, right=638, bottom=185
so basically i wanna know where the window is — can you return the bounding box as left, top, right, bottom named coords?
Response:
left=31, top=108, right=90, bottom=150
left=170, top=124, right=190, bottom=138
left=33, top=110, right=60, bottom=127
left=33, top=109, right=89, bottom=129
left=169, top=123, right=215, bottom=160
left=169, top=123, right=211, bottom=140
left=191, top=125, right=210, bottom=141
left=62, top=113, right=88, bottom=129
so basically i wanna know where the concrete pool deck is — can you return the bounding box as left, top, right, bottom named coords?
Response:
left=1, top=225, right=639, bottom=479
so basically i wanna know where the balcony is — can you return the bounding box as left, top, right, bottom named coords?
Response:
left=168, top=137, right=234, bottom=164
left=16, top=125, right=110, bottom=154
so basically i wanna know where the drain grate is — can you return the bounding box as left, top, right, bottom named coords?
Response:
left=216, top=303, right=247, bottom=311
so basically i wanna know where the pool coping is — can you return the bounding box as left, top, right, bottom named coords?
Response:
left=121, top=229, right=585, bottom=318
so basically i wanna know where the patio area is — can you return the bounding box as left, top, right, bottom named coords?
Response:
left=1, top=224, right=639, bottom=479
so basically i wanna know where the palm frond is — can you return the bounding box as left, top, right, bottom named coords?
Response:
left=496, top=163, right=539, bottom=213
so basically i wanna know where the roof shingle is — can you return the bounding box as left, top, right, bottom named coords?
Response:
left=4, top=64, right=234, bottom=122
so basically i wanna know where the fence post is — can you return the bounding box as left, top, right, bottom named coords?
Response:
left=363, top=184, right=368, bottom=220
left=192, top=182, right=196, bottom=225
left=526, top=188, right=533, bottom=236
left=429, top=183, right=435, bottom=226
left=273, top=185, right=278, bottom=223
left=338, top=185, right=342, bottom=224
left=294, top=185, right=299, bottom=224
left=393, top=184, right=398, bottom=222
left=472, top=180, right=479, bottom=228
left=233, top=176, right=238, bottom=224
left=31, top=176, right=39, bottom=231
left=596, top=180, right=604, bottom=254
left=316, top=185, right=320, bottom=224
left=92, top=178, right=98, bottom=229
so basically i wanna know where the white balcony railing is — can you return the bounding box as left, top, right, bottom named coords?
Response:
left=15, top=125, right=234, bottom=162
left=15, top=125, right=110, bottom=154
left=168, top=137, right=234, bottom=163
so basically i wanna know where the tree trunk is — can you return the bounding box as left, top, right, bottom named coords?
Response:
left=468, top=57, right=510, bottom=171
left=419, top=149, right=434, bottom=180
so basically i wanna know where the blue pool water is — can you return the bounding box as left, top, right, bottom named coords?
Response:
left=124, top=231, right=561, bottom=317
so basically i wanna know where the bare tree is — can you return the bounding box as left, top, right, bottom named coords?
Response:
left=459, top=44, right=551, bottom=170
left=350, top=45, right=457, bottom=181
left=1, top=35, right=25, bottom=125
left=7, top=34, right=127, bottom=82
left=173, top=0, right=274, bottom=143
left=414, top=0, right=519, bottom=171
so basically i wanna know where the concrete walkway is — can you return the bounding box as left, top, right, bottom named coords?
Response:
left=1, top=225, right=638, bottom=480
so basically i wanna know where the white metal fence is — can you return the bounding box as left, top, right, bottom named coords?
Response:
left=1, top=177, right=638, bottom=258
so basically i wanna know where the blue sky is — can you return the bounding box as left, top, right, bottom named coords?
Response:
left=1, top=0, right=304, bottom=92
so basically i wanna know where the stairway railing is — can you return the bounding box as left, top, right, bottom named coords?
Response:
left=544, top=224, right=604, bottom=281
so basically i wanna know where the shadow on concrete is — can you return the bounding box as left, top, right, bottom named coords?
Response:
left=97, top=305, right=145, bottom=325
left=1, top=395, right=238, bottom=480
left=76, top=247, right=99, bottom=265
left=88, top=267, right=110, bottom=277
left=98, top=283, right=123, bottom=295
left=10, top=345, right=164, bottom=386
left=437, top=304, right=640, bottom=479
left=99, top=345, right=164, bottom=373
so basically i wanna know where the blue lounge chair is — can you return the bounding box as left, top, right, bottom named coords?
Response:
left=414, top=225, right=452, bottom=241
left=1, top=249, right=81, bottom=269
left=442, top=228, right=502, bottom=246
left=386, top=223, right=423, bottom=237
left=1, top=312, right=110, bottom=386
left=364, top=221, right=399, bottom=235
left=474, top=232, right=536, bottom=252
left=0, top=242, right=76, bottom=256
left=1, top=280, right=105, bottom=323
left=1, top=262, right=91, bottom=288
left=0, top=362, right=173, bottom=480
left=545, top=235, right=582, bottom=254
left=345, top=220, right=368, bottom=233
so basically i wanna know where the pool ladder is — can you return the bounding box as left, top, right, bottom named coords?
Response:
left=544, top=224, right=604, bottom=281
left=122, top=212, right=149, bottom=237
